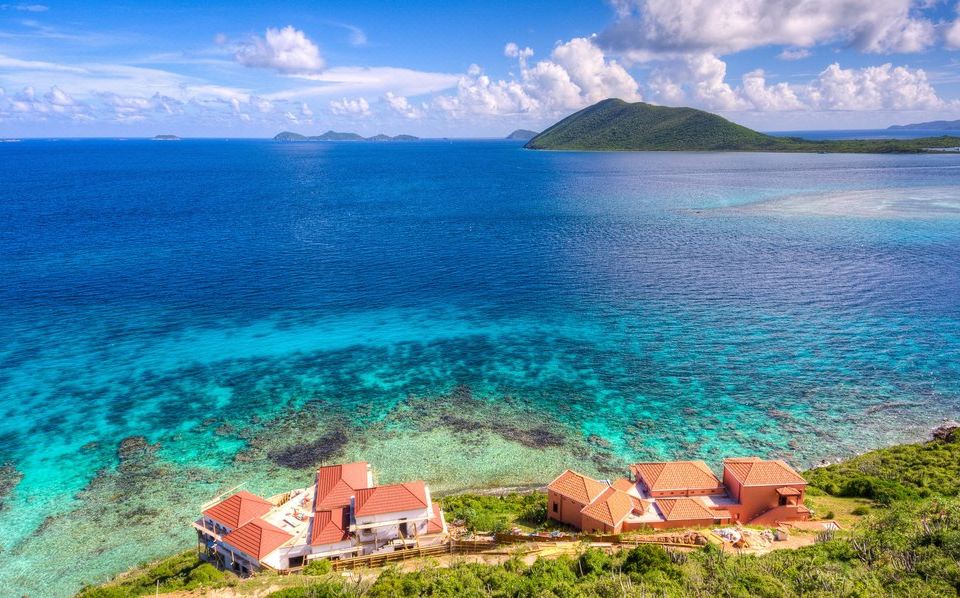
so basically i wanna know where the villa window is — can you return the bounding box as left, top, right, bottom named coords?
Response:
left=553, top=502, right=558, bottom=513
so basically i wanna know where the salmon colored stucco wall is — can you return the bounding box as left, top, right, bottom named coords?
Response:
left=723, top=469, right=806, bottom=523
left=580, top=515, right=619, bottom=534
left=547, top=490, right=585, bottom=530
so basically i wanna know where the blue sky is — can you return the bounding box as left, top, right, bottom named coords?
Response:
left=3, top=0, right=960, bottom=136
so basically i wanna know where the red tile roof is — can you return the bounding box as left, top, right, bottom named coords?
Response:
left=723, top=458, right=806, bottom=487
left=202, top=491, right=275, bottom=530
left=611, top=478, right=636, bottom=493
left=776, top=486, right=802, bottom=496
left=222, top=519, right=293, bottom=560
left=630, top=461, right=723, bottom=493
left=629, top=496, right=650, bottom=513
left=547, top=470, right=608, bottom=505
left=311, top=507, right=350, bottom=546
left=426, top=502, right=446, bottom=535
left=655, top=497, right=723, bottom=522
left=315, top=462, right=371, bottom=511
left=579, top=487, right=646, bottom=528
left=354, top=481, right=429, bottom=517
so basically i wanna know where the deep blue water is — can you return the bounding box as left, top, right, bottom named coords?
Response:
left=2, top=139, right=960, bottom=595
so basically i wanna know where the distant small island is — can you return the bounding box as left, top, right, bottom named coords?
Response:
left=274, top=131, right=419, bottom=142
left=506, top=129, right=539, bottom=141
left=525, top=98, right=960, bottom=153
left=888, top=119, right=960, bottom=131
left=152, top=134, right=181, bottom=141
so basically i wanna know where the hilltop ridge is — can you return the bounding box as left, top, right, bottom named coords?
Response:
left=506, top=129, right=539, bottom=141
left=889, top=119, right=960, bottom=131
left=526, top=98, right=960, bottom=153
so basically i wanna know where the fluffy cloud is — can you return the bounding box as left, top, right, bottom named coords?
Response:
left=1, top=85, right=90, bottom=119
left=601, top=0, right=936, bottom=58
left=329, top=96, right=371, bottom=116
left=947, top=11, right=960, bottom=50
left=383, top=91, right=423, bottom=118
left=806, top=62, right=942, bottom=110
left=235, top=26, right=324, bottom=74
left=740, top=70, right=804, bottom=110
left=433, top=37, right=640, bottom=117
left=646, top=53, right=944, bottom=112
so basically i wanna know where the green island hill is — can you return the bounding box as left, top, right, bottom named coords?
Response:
left=78, top=425, right=960, bottom=597
left=506, top=129, right=539, bottom=141
left=525, top=98, right=960, bottom=153
left=889, top=119, right=960, bottom=131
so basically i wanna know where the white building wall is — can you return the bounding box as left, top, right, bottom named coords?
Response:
left=354, top=505, right=433, bottom=548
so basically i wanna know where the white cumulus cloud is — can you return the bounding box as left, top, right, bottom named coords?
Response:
left=602, top=0, right=937, bottom=58
left=235, top=26, right=324, bottom=74
left=383, top=91, right=423, bottom=118
left=434, top=36, right=640, bottom=118
left=329, top=96, right=371, bottom=116
left=646, top=53, right=945, bottom=113
left=806, top=62, right=942, bottom=110
left=946, top=7, right=960, bottom=50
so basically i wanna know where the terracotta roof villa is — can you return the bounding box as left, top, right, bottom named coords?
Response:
left=202, top=490, right=274, bottom=531
left=630, top=461, right=725, bottom=496
left=194, top=462, right=446, bottom=575
left=547, top=470, right=653, bottom=533
left=548, top=457, right=809, bottom=532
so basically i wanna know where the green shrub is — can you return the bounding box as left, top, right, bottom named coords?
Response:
left=186, top=563, right=225, bottom=586
left=622, top=544, right=672, bottom=575
left=303, top=558, right=333, bottom=576
left=576, top=547, right=612, bottom=576
left=851, top=505, right=871, bottom=516
left=440, top=492, right=547, bottom=532
left=76, top=551, right=230, bottom=597
left=268, top=582, right=352, bottom=598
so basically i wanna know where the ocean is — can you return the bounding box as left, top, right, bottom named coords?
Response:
left=2, top=138, right=960, bottom=595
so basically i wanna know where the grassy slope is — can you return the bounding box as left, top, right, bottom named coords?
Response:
left=805, top=427, right=960, bottom=503
left=75, top=550, right=233, bottom=597
left=525, top=98, right=960, bottom=153
left=80, top=431, right=960, bottom=597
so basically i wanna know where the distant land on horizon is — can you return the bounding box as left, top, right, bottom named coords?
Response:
left=526, top=99, right=960, bottom=153
left=506, top=129, right=539, bottom=141
left=888, top=119, right=960, bottom=131
left=274, top=130, right=419, bottom=142
left=152, top=134, right=181, bottom=141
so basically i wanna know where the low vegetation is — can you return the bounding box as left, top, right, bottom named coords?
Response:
left=805, top=426, right=960, bottom=504
left=76, top=550, right=232, bottom=597
left=269, top=498, right=960, bottom=596
left=440, top=492, right=548, bottom=532
left=525, top=98, right=960, bottom=153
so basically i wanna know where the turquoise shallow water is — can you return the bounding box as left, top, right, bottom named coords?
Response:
left=1, top=140, right=960, bottom=595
